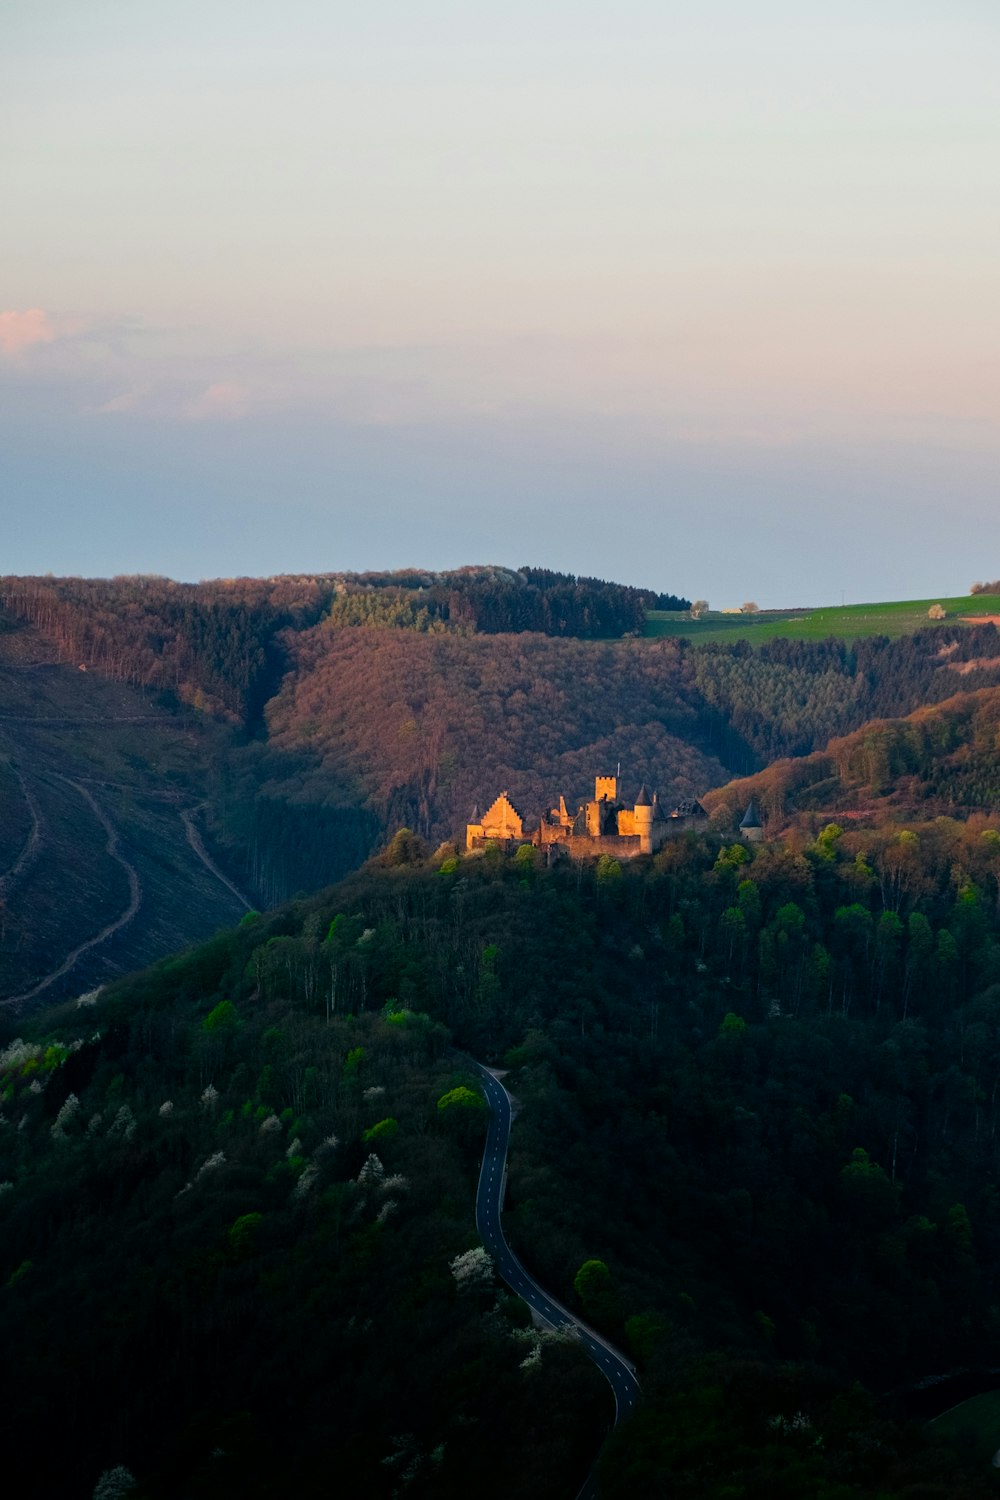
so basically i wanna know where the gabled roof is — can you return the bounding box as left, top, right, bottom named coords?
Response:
left=740, top=798, right=762, bottom=829
left=488, top=791, right=525, bottom=819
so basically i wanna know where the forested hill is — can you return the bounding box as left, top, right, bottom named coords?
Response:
left=234, top=622, right=1000, bottom=892
left=7, top=833, right=1000, bottom=1495
left=704, top=683, right=1000, bottom=833
left=0, top=567, right=689, bottom=726
left=7, top=576, right=1000, bottom=909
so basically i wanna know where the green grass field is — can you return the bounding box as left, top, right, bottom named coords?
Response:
left=930, top=1389, right=1000, bottom=1470
left=645, top=594, right=1000, bottom=645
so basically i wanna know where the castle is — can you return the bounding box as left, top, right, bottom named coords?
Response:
left=466, top=775, right=708, bottom=859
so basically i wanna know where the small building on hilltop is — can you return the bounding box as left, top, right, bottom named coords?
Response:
left=466, top=775, right=707, bottom=858
left=739, top=798, right=764, bottom=844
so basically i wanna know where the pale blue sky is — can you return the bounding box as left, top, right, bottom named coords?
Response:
left=2, top=1, right=997, bottom=604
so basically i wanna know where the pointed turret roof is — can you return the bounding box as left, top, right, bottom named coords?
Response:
left=634, top=783, right=651, bottom=807
left=740, top=798, right=762, bottom=829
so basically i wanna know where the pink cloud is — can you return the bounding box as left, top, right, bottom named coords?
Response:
left=96, top=390, right=145, bottom=415
left=0, top=308, right=56, bottom=356
left=185, top=381, right=249, bottom=421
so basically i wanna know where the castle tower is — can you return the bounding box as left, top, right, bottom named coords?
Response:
left=582, top=775, right=617, bottom=837
left=594, top=775, right=617, bottom=804
left=634, top=783, right=654, bottom=854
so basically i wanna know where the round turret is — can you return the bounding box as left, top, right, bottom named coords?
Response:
left=634, top=784, right=654, bottom=851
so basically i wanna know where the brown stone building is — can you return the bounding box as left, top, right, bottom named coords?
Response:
left=466, top=775, right=707, bottom=858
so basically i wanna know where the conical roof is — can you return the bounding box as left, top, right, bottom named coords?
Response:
left=634, top=783, right=651, bottom=807
left=740, top=798, right=762, bottom=829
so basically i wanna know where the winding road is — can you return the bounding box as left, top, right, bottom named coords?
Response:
left=463, top=1056, right=640, bottom=1495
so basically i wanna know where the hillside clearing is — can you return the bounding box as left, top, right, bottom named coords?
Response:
left=646, top=593, right=1000, bottom=644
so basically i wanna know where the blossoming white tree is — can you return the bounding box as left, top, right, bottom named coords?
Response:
left=449, top=1245, right=494, bottom=1290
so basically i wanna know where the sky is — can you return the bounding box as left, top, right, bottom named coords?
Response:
left=2, top=0, right=998, bottom=607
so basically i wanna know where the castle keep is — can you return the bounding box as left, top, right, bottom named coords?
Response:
left=466, top=776, right=707, bottom=858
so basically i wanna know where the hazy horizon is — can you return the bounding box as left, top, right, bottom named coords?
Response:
left=3, top=1, right=997, bottom=608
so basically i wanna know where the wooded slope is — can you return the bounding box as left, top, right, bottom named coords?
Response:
left=263, top=627, right=729, bottom=840
left=9, top=831, right=1000, bottom=1494
left=705, top=684, right=1000, bottom=833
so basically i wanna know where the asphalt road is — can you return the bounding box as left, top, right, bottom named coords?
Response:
left=463, top=1055, right=640, bottom=1489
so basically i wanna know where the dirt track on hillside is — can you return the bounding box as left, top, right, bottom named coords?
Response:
left=0, top=779, right=141, bottom=1010
left=0, top=767, right=42, bottom=901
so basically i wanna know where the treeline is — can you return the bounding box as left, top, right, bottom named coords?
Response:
left=0, top=565, right=690, bottom=735
left=0, top=575, right=334, bottom=727
left=325, top=564, right=690, bottom=638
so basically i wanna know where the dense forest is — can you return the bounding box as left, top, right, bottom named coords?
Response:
left=6, top=823, right=1000, bottom=1496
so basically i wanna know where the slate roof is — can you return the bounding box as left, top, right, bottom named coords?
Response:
left=740, top=798, right=762, bottom=829
left=671, top=799, right=708, bottom=818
